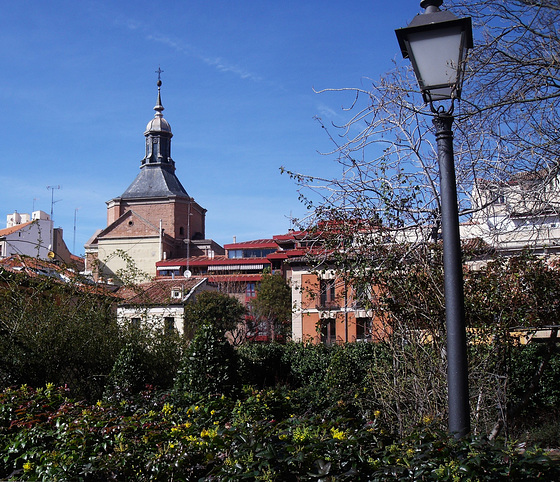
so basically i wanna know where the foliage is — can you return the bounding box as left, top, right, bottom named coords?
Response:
left=114, top=321, right=185, bottom=394
left=305, top=242, right=560, bottom=436
left=0, top=267, right=120, bottom=400
left=249, top=270, right=292, bottom=342
left=104, top=342, right=151, bottom=399
left=173, top=324, right=239, bottom=403
left=0, top=261, right=189, bottom=402
left=103, top=331, right=184, bottom=402
left=464, top=254, right=560, bottom=331
left=507, top=343, right=560, bottom=445
left=184, top=290, right=246, bottom=336
left=2, top=384, right=558, bottom=481
left=237, top=342, right=291, bottom=388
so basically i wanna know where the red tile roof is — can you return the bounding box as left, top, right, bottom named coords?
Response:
left=0, top=255, right=119, bottom=297
left=273, top=231, right=307, bottom=241
left=118, top=277, right=206, bottom=305
left=223, top=239, right=278, bottom=250
left=157, top=256, right=271, bottom=267
left=266, top=248, right=308, bottom=260
left=0, top=221, right=33, bottom=237
left=0, top=254, right=71, bottom=277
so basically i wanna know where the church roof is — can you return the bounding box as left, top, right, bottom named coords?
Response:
left=119, top=75, right=190, bottom=200
left=120, top=164, right=189, bottom=199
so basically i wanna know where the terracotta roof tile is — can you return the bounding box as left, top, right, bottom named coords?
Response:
left=223, top=239, right=277, bottom=249
left=118, top=277, right=206, bottom=305
left=0, top=221, right=33, bottom=237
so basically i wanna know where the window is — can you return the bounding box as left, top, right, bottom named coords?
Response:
left=246, top=282, right=256, bottom=298
left=319, top=279, right=337, bottom=308
left=320, top=318, right=336, bottom=345
left=354, top=285, right=371, bottom=310
left=227, top=248, right=277, bottom=258
left=355, top=318, right=372, bottom=341
left=179, top=227, right=184, bottom=236
left=164, top=317, right=175, bottom=334
left=171, top=288, right=182, bottom=299
left=244, top=248, right=276, bottom=258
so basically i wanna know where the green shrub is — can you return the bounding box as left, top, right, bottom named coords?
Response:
left=509, top=344, right=560, bottom=411
left=104, top=342, right=152, bottom=399
left=282, top=341, right=331, bottom=389
left=184, top=290, right=246, bottom=335
left=237, top=342, right=290, bottom=388
left=0, top=271, right=121, bottom=400
left=2, top=379, right=559, bottom=481
left=173, top=324, right=239, bottom=402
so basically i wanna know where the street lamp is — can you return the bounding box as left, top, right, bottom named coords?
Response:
left=395, top=0, right=473, bottom=438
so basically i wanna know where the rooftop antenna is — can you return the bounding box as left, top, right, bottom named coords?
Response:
left=73, top=207, right=81, bottom=254
left=46, top=185, right=61, bottom=219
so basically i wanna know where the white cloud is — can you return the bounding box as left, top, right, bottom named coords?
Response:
left=146, top=33, right=262, bottom=83
left=315, top=102, right=339, bottom=121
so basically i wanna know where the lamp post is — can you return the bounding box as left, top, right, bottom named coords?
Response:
left=395, top=0, right=473, bottom=437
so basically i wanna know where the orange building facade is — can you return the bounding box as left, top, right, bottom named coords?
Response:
left=288, top=263, right=387, bottom=344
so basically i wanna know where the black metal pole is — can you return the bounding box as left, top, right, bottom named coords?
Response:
left=433, top=113, right=470, bottom=437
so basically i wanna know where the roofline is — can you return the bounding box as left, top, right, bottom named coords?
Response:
left=157, top=257, right=272, bottom=267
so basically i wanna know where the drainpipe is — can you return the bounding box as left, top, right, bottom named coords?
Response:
left=159, top=219, right=163, bottom=261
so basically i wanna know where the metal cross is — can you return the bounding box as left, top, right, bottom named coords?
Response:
left=155, top=67, right=164, bottom=81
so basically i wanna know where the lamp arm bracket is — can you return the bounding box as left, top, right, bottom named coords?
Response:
left=428, top=92, right=456, bottom=116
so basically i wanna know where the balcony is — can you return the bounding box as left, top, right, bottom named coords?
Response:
left=316, top=300, right=340, bottom=311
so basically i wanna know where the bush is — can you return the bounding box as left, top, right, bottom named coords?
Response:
left=0, top=271, right=121, bottom=400
left=184, top=290, right=245, bottom=335
left=104, top=342, right=152, bottom=399
left=237, top=342, right=290, bottom=388
left=509, top=344, right=560, bottom=411
left=2, top=384, right=558, bottom=481
left=173, top=324, right=239, bottom=402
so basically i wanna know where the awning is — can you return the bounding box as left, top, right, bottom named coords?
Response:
left=209, top=264, right=264, bottom=271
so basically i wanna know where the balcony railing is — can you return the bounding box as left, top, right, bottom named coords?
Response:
left=316, top=301, right=340, bottom=310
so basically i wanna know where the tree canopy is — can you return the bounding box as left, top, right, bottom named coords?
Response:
left=249, top=271, right=292, bottom=341
left=184, top=290, right=246, bottom=336
left=285, top=0, right=560, bottom=251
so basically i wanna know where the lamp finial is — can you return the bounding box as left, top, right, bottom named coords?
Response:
left=420, top=0, right=443, bottom=12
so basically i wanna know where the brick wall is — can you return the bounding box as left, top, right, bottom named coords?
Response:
left=106, top=198, right=206, bottom=241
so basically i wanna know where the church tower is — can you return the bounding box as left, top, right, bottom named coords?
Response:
left=85, top=75, right=220, bottom=282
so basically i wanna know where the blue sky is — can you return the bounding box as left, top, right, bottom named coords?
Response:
left=1, top=0, right=422, bottom=255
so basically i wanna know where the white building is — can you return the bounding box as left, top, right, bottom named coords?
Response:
left=0, top=211, right=53, bottom=259
left=117, top=277, right=214, bottom=336
left=468, top=170, right=560, bottom=255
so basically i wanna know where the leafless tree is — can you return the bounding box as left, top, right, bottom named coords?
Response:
left=282, top=0, right=560, bottom=437
left=285, top=0, right=560, bottom=250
